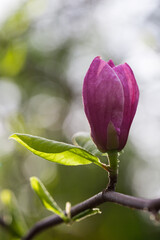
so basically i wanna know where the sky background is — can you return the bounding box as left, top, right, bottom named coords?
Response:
left=1, top=0, right=160, bottom=197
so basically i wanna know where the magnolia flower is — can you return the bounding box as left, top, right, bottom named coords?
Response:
left=82, top=56, right=139, bottom=153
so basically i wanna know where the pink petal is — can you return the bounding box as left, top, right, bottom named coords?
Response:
left=113, top=63, right=139, bottom=149
left=83, top=59, right=124, bottom=152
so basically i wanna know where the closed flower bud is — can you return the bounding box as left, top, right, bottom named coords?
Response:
left=82, top=56, right=139, bottom=153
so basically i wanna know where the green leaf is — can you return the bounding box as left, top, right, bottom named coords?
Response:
left=10, top=133, right=101, bottom=167
left=0, top=189, right=28, bottom=237
left=72, top=132, right=103, bottom=157
left=30, top=177, right=68, bottom=222
left=72, top=208, right=101, bottom=222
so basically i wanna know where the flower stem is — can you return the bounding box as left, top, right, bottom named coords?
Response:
left=106, top=151, right=119, bottom=191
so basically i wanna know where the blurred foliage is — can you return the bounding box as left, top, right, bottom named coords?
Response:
left=0, top=0, right=160, bottom=239
left=0, top=189, right=27, bottom=237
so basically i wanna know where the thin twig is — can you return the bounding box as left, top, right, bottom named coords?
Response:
left=106, top=152, right=119, bottom=191
left=22, top=190, right=160, bottom=240
left=107, top=171, right=118, bottom=191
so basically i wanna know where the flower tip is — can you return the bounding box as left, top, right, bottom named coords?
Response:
left=124, top=62, right=132, bottom=70
left=107, top=59, right=115, bottom=68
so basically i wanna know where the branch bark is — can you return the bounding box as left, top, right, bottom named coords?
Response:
left=0, top=217, right=8, bottom=229
left=22, top=190, right=160, bottom=240
left=0, top=217, right=16, bottom=236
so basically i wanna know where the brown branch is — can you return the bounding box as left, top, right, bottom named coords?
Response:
left=0, top=217, right=8, bottom=229
left=0, top=217, right=15, bottom=236
left=22, top=190, right=160, bottom=240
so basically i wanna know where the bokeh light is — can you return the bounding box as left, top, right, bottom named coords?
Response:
left=1, top=0, right=160, bottom=239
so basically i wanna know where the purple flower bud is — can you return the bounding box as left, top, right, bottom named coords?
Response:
left=82, top=56, right=139, bottom=153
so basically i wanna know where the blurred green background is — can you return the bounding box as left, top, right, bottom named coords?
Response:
left=1, top=0, right=160, bottom=239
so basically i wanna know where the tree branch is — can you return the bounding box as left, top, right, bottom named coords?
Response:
left=0, top=216, right=15, bottom=236
left=0, top=217, right=8, bottom=229
left=22, top=190, right=160, bottom=240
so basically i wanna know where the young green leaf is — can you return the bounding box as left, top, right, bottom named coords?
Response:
left=72, top=132, right=104, bottom=157
left=65, top=202, right=71, bottom=220
left=72, top=208, right=101, bottom=222
left=30, top=177, right=68, bottom=222
left=10, top=133, right=102, bottom=167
